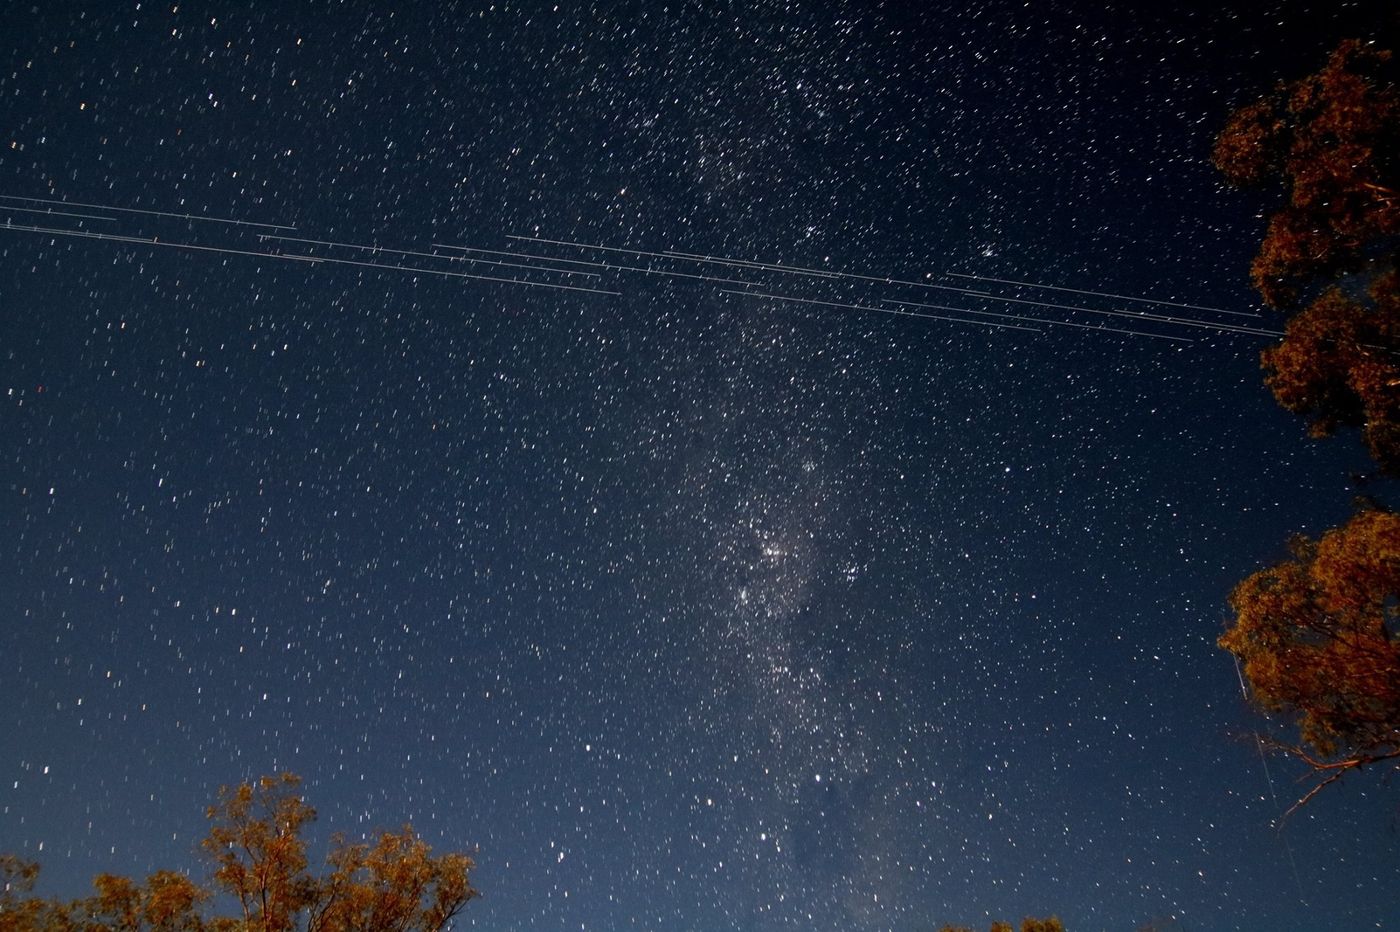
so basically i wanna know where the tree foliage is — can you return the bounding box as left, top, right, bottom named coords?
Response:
left=1, top=855, right=51, bottom=932
left=1018, top=920, right=1064, bottom=932
left=1214, top=39, right=1400, bottom=309
left=1216, top=33, right=1400, bottom=810
left=203, top=774, right=318, bottom=932
left=77, top=871, right=208, bottom=932
left=1260, top=274, right=1400, bottom=471
left=1215, top=38, right=1400, bottom=474
left=1221, top=508, right=1400, bottom=810
left=937, top=918, right=1063, bottom=932
left=0, top=775, right=477, bottom=932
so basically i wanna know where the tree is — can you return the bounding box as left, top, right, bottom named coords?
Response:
left=1018, top=920, right=1063, bottom=932
left=1220, top=508, right=1400, bottom=811
left=0, top=855, right=52, bottom=932
left=1214, top=39, right=1399, bottom=310
left=307, top=830, right=476, bottom=932
left=1260, top=274, right=1400, bottom=472
left=1216, top=39, right=1400, bottom=473
left=201, top=774, right=318, bottom=932
left=936, top=919, right=1062, bottom=932
left=201, top=773, right=478, bottom=932
left=76, top=871, right=208, bottom=932
left=1216, top=34, right=1400, bottom=810
left=0, top=774, right=478, bottom=932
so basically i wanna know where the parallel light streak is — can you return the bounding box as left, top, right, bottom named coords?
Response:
left=721, top=290, right=1044, bottom=334
left=890, top=293, right=1281, bottom=337
left=730, top=289, right=1194, bottom=342
left=947, top=270, right=1254, bottom=317
left=884, top=297, right=1197, bottom=342
left=259, top=234, right=602, bottom=277
left=0, top=204, right=117, bottom=223
left=510, top=233, right=1258, bottom=325
left=437, top=242, right=757, bottom=287
left=0, top=194, right=295, bottom=231
left=1, top=222, right=621, bottom=295
left=0, top=195, right=1271, bottom=343
left=508, top=235, right=841, bottom=279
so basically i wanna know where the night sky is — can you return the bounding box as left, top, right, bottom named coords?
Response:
left=3, top=2, right=1398, bottom=929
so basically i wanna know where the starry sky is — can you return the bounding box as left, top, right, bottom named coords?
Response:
left=2, top=2, right=1398, bottom=930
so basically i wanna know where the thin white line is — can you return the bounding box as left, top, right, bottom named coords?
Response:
left=0, top=194, right=295, bottom=230
left=434, top=242, right=616, bottom=268
left=722, top=289, right=1041, bottom=333
left=438, top=243, right=756, bottom=286
left=259, top=234, right=602, bottom=277
left=948, top=270, right=1254, bottom=317
left=661, top=247, right=841, bottom=278
left=884, top=296, right=1194, bottom=342
left=733, top=288, right=1192, bottom=342
left=0, top=204, right=117, bottom=222
left=2, top=222, right=324, bottom=263
left=890, top=294, right=1281, bottom=337
left=1, top=223, right=620, bottom=295
left=510, top=233, right=1258, bottom=324
left=508, top=234, right=840, bottom=279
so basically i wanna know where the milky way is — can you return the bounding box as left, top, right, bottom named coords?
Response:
left=2, top=3, right=1398, bottom=930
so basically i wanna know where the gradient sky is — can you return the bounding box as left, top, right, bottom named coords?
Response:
left=2, top=2, right=1398, bottom=930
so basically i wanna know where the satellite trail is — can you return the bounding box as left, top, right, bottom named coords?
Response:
left=1, top=193, right=1270, bottom=342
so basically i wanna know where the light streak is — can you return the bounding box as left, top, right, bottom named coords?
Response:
left=438, top=242, right=756, bottom=286
left=0, top=204, right=117, bottom=223
left=0, top=194, right=296, bottom=230
left=890, top=294, right=1281, bottom=337
left=512, top=233, right=1258, bottom=326
left=947, top=270, right=1254, bottom=317
left=730, top=289, right=1193, bottom=342
left=259, top=234, right=602, bottom=277
left=1, top=223, right=620, bottom=295
left=722, top=289, right=1043, bottom=334
left=508, top=234, right=840, bottom=279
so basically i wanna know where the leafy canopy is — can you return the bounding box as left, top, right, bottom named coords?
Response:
left=0, top=774, right=478, bottom=932
left=1221, top=509, right=1400, bottom=810
left=1215, top=33, right=1400, bottom=812
left=1216, top=39, right=1400, bottom=473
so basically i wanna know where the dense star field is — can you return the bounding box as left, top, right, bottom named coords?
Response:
left=2, top=2, right=1397, bottom=929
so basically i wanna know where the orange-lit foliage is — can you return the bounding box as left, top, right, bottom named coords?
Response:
left=1261, top=274, right=1400, bottom=472
left=79, top=872, right=208, bottom=932
left=1019, top=920, right=1065, bottom=932
left=938, top=918, right=1064, bottom=932
left=1217, top=38, right=1400, bottom=810
left=308, top=830, right=475, bottom=932
left=1214, top=39, right=1400, bottom=309
left=0, top=775, right=477, bottom=932
left=0, top=856, right=49, bottom=932
left=1222, top=509, right=1400, bottom=804
left=202, top=774, right=318, bottom=932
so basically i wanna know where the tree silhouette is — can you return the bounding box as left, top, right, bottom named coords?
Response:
left=1018, top=920, right=1064, bottom=932
left=1214, top=39, right=1399, bottom=310
left=937, top=918, right=1063, bottom=932
left=0, top=774, right=477, bottom=932
left=1221, top=509, right=1400, bottom=812
left=1259, top=274, right=1400, bottom=472
left=1216, top=38, right=1400, bottom=472
left=1, top=854, right=53, bottom=932
left=78, top=871, right=208, bottom=932
left=1215, top=33, right=1400, bottom=809
left=203, top=774, right=319, bottom=932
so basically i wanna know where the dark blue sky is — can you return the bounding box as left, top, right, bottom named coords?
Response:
left=2, top=2, right=1397, bottom=929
